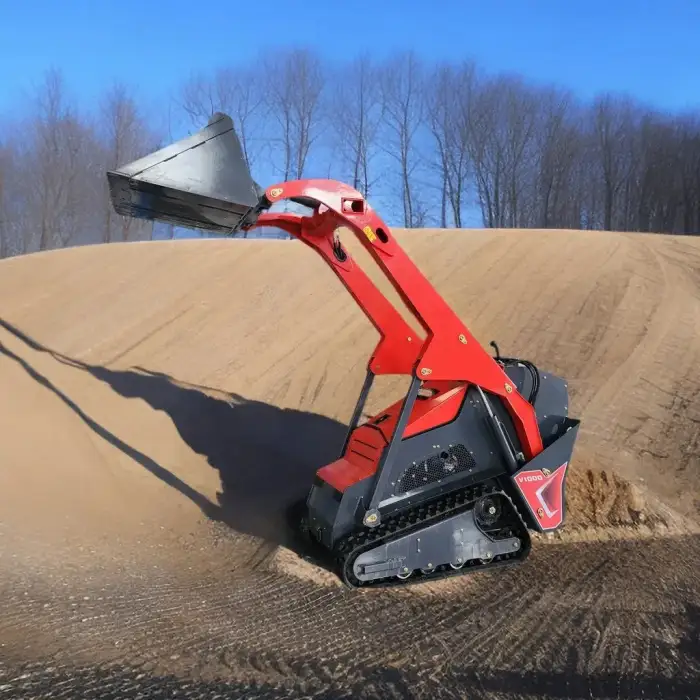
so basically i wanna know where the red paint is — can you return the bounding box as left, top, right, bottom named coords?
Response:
left=367, top=382, right=466, bottom=443
left=245, top=179, right=545, bottom=492
left=514, top=463, right=568, bottom=531
left=254, top=210, right=420, bottom=376
left=316, top=384, right=467, bottom=493
left=318, top=427, right=387, bottom=492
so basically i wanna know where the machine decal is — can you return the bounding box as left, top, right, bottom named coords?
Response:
left=514, top=462, right=568, bottom=530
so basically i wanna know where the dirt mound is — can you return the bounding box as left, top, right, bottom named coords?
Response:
left=558, top=464, right=698, bottom=543
left=0, top=228, right=698, bottom=560
left=567, top=467, right=648, bottom=527
left=2, top=227, right=700, bottom=698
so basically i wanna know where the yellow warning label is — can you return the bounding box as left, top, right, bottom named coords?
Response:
left=363, top=225, right=377, bottom=243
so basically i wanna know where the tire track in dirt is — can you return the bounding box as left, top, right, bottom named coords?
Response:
left=1, top=660, right=698, bottom=700
left=1, top=529, right=699, bottom=699
left=577, top=237, right=675, bottom=425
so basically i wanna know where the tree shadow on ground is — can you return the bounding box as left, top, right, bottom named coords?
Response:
left=0, top=318, right=347, bottom=561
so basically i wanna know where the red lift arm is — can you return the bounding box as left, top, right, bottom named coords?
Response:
left=243, top=179, right=544, bottom=462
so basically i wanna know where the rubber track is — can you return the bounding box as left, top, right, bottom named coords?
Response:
left=333, top=482, right=532, bottom=589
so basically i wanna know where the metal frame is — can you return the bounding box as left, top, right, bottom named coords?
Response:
left=362, top=375, right=422, bottom=525
left=340, top=370, right=375, bottom=455
left=242, top=178, right=545, bottom=462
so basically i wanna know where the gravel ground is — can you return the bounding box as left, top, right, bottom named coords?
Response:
left=1, top=529, right=699, bottom=700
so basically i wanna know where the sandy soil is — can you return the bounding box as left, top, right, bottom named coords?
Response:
left=1, top=227, right=699, bottom=698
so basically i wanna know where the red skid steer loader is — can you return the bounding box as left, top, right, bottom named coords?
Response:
left=107, top=113, right=580, bottom=588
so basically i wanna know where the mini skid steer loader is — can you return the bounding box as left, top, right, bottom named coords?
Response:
left=107, top=112, right=581, bottom=588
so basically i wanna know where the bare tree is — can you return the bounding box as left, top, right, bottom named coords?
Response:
left=678, top=116, right=700, bottom=233
left=17, top=69, right=99, bottom=251
left=99, top=82, right=159, bottom=242
left=426, top=63, right=455, bottom=227
left=502, top=78, right=540, bottom=228
left=591, top=94, right=639, bottom=230
left=529, top=87, right=583, bottom=228
left=262, top=48, right=325, bottom=181
left=179, top=66, right=263, bottom=170
left=425, top=61, right=477, bottom=226
left=0, top=120, right=32, bottom=256
left=4, top=52, right=700, bottom=254
left=467, top=75, right=539, bottom=228
left=378, top=51, right=427, bottom=227
left=329, top=55, right=383, bottom=198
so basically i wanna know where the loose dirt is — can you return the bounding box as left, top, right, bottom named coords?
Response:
left=0, top=227, right=699, bottom=698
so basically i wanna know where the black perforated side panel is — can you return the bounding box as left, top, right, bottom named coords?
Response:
left=395, top=444, right=477, bottom=495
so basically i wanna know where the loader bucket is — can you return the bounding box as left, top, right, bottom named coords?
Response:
left=107, top=112, right=263, bottom=234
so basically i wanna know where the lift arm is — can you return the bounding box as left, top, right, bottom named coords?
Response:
left=245, top=210, right=421, bottom=376
left=243, top=179, right=544, bottom=460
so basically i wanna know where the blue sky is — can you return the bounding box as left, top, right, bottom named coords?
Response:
left=1, top=0, right=699, bottom=116
left=1, top=0, right=698, bottom=231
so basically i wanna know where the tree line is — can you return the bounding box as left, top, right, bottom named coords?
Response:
left=1, top=49, right=699, bottom=258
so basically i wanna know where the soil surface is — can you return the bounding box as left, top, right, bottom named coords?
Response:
left=1, top=228, right=699, bottom=699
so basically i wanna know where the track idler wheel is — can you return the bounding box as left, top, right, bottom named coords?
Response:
left=474, top=493, right=503, bottom=529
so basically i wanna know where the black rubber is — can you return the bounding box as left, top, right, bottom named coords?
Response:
left=333, top=482, right=532, bottom=589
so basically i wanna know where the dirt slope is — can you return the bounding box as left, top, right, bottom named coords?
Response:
left=1, top=227, right=699, bottom=699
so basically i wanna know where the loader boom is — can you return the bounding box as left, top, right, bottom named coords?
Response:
left=243, top=179, right=544, bottom=462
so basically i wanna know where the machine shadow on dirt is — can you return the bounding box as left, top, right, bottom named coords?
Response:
left=85, top=365, right=349, bottom=558
left=0, top=318, right=347, bottom=564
